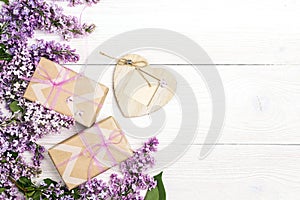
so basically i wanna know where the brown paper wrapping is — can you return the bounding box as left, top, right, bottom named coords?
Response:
left=23, top=57, right=108, bottom=127
left=48, top=116, right=133, bottom=190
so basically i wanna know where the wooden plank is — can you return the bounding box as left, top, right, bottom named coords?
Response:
left=217, top=65, right=300, bottom=144
left=4, top=0, right=300, bottom=199
left=25, top=58, right=300, bottom=199
left=33, top=64, right=300, bottom=199
left=44, top=64, right=300, bottom=145
left=37, top=0, right=300, bottom=64
left=35, top=145, right=300, bottom=199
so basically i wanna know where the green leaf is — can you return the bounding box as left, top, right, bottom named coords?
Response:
left=0, top=188, right=5, bottom=193
left=72, top=188, right=81, bottom=199
left=10, top=151, right=18, bottom=158
left=26, top=191, right=35, bottom=198
left=145, top=172, right=166, bottom=200
left=0, top=0, right=9, bottom=5
left=9, top=101, right=23, bottom=113
left=0, top=43, right=12, bottom=61
left=43, top=178, right=55, bottom=186
left=17, top=177, right=32, bottom=187
left=26, top=186, right=36, bottom=192
left=144, top=187, right=159, bottom=200
left=154, top=172, right=166, bottom=200
left=0, top=53, right=12, bottom=61
left=32, top=190, right=41, bottom=200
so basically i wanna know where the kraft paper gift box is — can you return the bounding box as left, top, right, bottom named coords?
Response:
left=48, top=116, right=133, bottom=190
left=23, top=57, right=108, bottom=127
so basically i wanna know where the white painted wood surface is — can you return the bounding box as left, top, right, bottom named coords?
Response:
left=56, top=0, right=300, bottom=64
left=33, top=0, right=300, bottom=199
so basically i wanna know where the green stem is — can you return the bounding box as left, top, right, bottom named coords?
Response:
left=53, top=50, right=72, bottom=55
left=8, top=176, right=28, bottom=193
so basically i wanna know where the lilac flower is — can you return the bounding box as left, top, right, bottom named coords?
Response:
left=79, top=179, right=109, bottom=199
left=120, top=137, right=159, bottom=174
left=0, top=0, right=95, bottom=42
left=0, top=0, right=160, bottom=199
left=0, top=0, right=89, bottom=198
left=2, top=138, right=159, bottom=199
left=0, top=99, right=12, bottom=122
left=0, top=150, right=40, bottom=199
left=79, top=138, right=159, bottom=200
left=61, top=0, right=101, bottom=7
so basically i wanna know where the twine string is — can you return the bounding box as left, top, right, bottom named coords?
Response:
left=99, top=52, right=169, bottom=108
left=100, top=52, right=152, bottom=87
left=21, top=63, right=103, bottom=112
left=56, top=128, right=131, bottom=182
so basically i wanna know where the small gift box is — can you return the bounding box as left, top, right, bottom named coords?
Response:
left=23, top=57, right=108, bottom=127
left=48, top=116, right=133, bottom=190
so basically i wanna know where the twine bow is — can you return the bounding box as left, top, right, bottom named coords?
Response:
left=22, top=61, right=103, bottom=114
left=100, top=52, right=153, bottom=87
left=100, top=52, right=168, bottom=107
left=32, top=64, right=80, bottom=109
left=57, top=127, right=132, bottom=182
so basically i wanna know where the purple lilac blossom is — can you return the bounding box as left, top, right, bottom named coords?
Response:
left=78, top=137, right=159, bottom=200
left=0, top=138, right=158, bottom=199
left=0, top=0, right=89, bottom=198
left=0, top=0, right=158, bottom=199
left=62, top=0, right=101, bottom=7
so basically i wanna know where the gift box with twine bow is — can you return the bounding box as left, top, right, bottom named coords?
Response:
left=48, top=116, right=133, bottom=190
left=23, top=57, right=108, bottom=127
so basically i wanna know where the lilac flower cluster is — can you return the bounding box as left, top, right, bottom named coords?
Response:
left=0, top=153, right=40, bottom=199
left=120, top=137, right=159, bottom=174
left=0, top=0, right=95, bottom=41
left=0, top=99, right=12, bottom=123
left=79, top=137, right=159, bottom=200
left=62, top=0, right=101, bottom=7
left=0, top=0, right=160, bottom=199
left=4, top=138, right=159, bottom=199
left=0, top=0, right=94, bottom=198
left=38, top=179, right=75, bottom=199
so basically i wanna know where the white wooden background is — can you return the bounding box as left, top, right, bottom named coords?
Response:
left=29, top=0, right=300, bottom=199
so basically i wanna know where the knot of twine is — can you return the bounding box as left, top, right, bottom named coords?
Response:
left=100, top=52, right=152, bottom=87
left=21, top=64, right=81, bottom=109
left=57, top=128, right=131, bottom=182
left=100, top=52, right=169, bottom=107
left=21, top=61, right=103, bottom=113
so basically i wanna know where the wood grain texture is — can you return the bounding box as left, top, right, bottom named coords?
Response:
left=34, top=64, right=300, bottom=199
left=60, top=65, right=300, bottom=144
left=38, top=145, right=300, bottom=200
left=43, top=0, right=300, bottom=64
left=27, top=0, right=300, bottom=199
